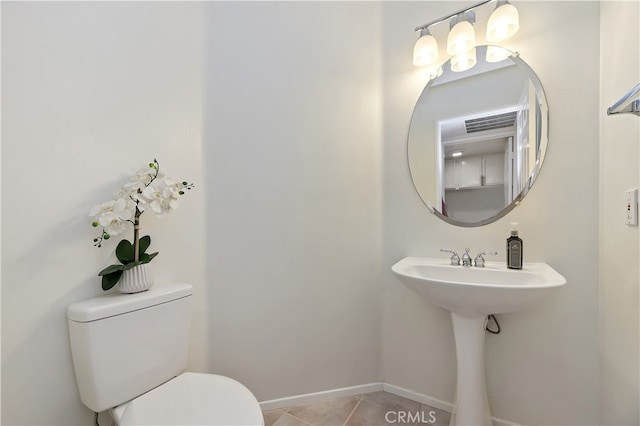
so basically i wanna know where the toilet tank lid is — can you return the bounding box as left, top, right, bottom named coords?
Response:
left=67, top=282, right=193, bottom=322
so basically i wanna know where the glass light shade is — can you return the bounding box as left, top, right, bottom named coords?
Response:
left=486, top=3, right=519, bottom=42
left=451, top=47, right=477, bottom=72
left=447, top=20, right=475, bottom=55
left=413, top=32, right=439, bottom=67
left=486, top=45, right=510, bottom=63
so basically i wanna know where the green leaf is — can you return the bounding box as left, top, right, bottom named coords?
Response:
left=116, top=239, right=134, bottom=264
left=123, top=261, right=143, bottom=270
left=101, top=270, right=123, bottom=291
left=138, top=235, right=151, bottom=255
left=140, top=252, right=159, bottom=264
left=98, top=264, right=125, bottom=276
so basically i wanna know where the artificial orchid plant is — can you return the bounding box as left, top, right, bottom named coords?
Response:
left=90, top=159, right=193, bottom=290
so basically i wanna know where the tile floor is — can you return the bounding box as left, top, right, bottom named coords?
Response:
left=262, top=391, right=451, bottom=426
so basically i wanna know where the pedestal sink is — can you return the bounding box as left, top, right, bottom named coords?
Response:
left=391, top=257, right=566, bottom=426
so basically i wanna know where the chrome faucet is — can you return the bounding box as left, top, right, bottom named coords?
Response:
left=461, top=248, right=472, bottom=267
left=474, top=250, right=498, bottom=267
left=440, top=248, right=460, bottom=266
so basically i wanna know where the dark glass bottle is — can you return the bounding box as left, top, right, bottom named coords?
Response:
left=507, top=222, right=523, bottom=270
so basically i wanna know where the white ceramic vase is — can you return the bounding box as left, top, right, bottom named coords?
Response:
left=118, top=263, right=154, bottom=294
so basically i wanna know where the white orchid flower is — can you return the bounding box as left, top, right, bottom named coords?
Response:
left=89, top=199, right=130, bottom=220
left=90, top=198, right=135, bottom=236
left=91, top=159, right=193, bottom=256
left=140, top=184, right=166, bottom=215
left=101, top=215, right=128, bottom=236
left=137, top=178, right=184, bottom=216
left=160, top=179, right=182, bottom=210
left=134, top=164, right=165, bottom=185
left=118, top=180, right=145, bottom=198
left=163, top=187, right=180, bottom=210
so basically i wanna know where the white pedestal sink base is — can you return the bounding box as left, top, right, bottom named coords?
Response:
left=450, top=312, right=492, bottom=426
left=392, top=258, right=567, bottom=426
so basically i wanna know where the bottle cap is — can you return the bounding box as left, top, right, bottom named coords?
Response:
left=510, top=222, right=519, bottom=236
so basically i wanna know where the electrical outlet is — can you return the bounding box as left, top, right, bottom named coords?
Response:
left=626, top=188, right=638, bottom=226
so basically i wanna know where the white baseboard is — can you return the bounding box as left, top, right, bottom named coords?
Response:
left=381, top=383, right=454, bottom=413
left=259, top=382, right=520, bottom=426
left=259, top=382, right=383, bottom=411
left=382, top=383, right=519, bottom=426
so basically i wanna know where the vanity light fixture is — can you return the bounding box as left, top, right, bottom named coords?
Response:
left=486, top=0, right=520, bottom=42
left=451, top=47, right=477, bottom=72
left=413, top=28, right=439, bottom=67
left=485, top=45, right=510, bottom=62
left=451, top=150, right=464, bottom=157
left=447, top=12, right=476, bottom=56
left=413, top=0, right=520, bottom=72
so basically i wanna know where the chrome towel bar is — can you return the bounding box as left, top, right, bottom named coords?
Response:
left=607, top=83, right=640, bottom=116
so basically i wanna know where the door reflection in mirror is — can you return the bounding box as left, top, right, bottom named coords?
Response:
left=408, top=46, right=548, bottom=227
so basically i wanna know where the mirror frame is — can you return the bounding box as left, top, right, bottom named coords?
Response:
left=407, top=47, right=549, bottom=227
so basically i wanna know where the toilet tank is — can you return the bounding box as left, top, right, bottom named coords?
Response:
left=67, top=282, right=193, bottom=413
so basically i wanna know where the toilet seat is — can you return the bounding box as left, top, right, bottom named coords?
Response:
left=113, top=372, right=264, bottom=425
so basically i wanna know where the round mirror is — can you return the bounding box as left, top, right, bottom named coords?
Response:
left=408, top=45, right=548, bottom=227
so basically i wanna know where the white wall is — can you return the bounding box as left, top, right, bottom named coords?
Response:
left=4, top=2, right=639, bottom=426
left=381, top=2, right=601, bottom=424
left=200, top=2, right=383, bottom=401
left=2, top=2, right=383, bottom=424
left=599, top=1, right=640, bottom=424
left=2, top=3, right=207, bottom=424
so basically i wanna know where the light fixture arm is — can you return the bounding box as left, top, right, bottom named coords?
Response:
left=414, top=0, right=493, bottom=32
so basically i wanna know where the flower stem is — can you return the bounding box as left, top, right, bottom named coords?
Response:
left=133, top=210, right=141, bottom=262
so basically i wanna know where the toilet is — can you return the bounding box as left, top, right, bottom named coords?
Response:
left=67, top=282, right=264, bottom=425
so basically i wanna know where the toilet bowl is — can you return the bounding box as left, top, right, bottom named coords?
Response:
left=67, top=282, right=264, bottom=426
left=110, top=373, right=263, bottom=426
